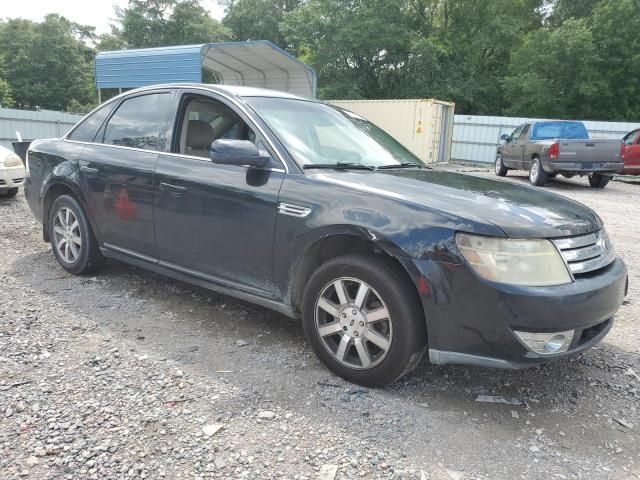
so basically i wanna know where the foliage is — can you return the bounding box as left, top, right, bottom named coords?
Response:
left=1, top=0, right=640, bottom=120
left=98, top=0, right=231, bottom=50
left=0, top=15, right=96, bottom=111
left=222, top=0, right=301, bottom=48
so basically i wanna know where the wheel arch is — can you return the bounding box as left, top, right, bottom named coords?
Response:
left=42, top=179, right=96, bottom=243
left=287, top=227, right=420, bottom=315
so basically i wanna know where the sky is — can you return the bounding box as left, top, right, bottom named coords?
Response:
left=0, top=0, right=226, bottom=34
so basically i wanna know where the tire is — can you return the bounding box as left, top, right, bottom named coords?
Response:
left=48, top=194, right=105, bottom=274
left=0, top=188, right=19, bottom=198
left=529, top=157, right=548, bottom=186
left=588, top=174, right=611, bottom=188
left=302, top=253, right=427, bottom=387
left=495, top=154, right=508, bottom=177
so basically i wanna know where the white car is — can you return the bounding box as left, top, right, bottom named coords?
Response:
left=0, top=144, right=26, bottom=198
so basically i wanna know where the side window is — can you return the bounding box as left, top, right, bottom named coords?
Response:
left=177, top=96, right=256, bottom=158
left=519, top=124, right=531, bottom=141
left=67, top=102, right=116, bottom=142
left=624, top=130, right=639, bottom=145
left=102, top=93, right=171, bottom=151
left=510, top=125, right=524, bottom=142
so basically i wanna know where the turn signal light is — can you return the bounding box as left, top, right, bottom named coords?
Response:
left=549, top=142, right=560, bottom=160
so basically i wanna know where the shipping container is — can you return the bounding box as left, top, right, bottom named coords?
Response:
left=330, top=99, right=455, bottom=164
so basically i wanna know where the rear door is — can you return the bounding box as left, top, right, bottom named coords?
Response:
left=153, top=90, right=285, bottom=295
left=622, top=130, right=640, bottom=172
left=78, top=90, right=173, bottom=258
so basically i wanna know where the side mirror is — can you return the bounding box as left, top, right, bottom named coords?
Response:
left=210, top=139, right=270, bottom=167
left=500, top=134, right=510, bottom=142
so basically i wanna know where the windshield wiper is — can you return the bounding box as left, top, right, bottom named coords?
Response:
left=303, top=162, right=376, bottom=171
left=376, top=162, right=429, bottom=170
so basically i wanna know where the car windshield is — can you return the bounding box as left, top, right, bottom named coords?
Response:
left=530, top=121, right=589, bottom=141
left=244, top=97, right=423, bottom=168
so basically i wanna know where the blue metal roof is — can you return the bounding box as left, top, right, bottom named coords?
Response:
left=95, top=41, right=317, bottom=98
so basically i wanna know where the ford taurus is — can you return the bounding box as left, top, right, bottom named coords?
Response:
left=24, top=85, right=628, bottom=386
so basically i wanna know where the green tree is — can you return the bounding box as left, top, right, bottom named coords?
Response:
left=0, top=79, right=13, bottom=108
left=0, top=15, right=96, bottom=111
left=590, top=0, right=640, bottom=120
left=99, top=0, right=231, bottom=50
left=503, top=18, right=605, bottom=118
left=283, top=0, right=412, bottom=99
left=222, top=0, right=302, bottom=48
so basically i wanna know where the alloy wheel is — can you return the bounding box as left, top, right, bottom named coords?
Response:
left=314, top=277, right=393, bottom=370
left=495, top=155, right=502, bottom=175
left=530, top=161, right=539, bottom=183
left=52, top=207, right=82, bottom=264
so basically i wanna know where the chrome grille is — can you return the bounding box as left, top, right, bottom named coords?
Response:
left=552, top=230, right=615, bottom=275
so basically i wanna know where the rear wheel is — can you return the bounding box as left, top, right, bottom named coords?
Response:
left=588, top=173, right=611, bottom=188
left=302, top=254, right=427, bottom=387
left=529, top=158, right=548, bottom=186
left=495, top=154, right=508, bottom=177
left=48, top=194, right=105, bottom=274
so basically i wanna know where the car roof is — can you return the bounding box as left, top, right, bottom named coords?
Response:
left=126, top=83, right=311, bottom=101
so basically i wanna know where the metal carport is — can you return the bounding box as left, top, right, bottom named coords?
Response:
left=95, top=41, right=317, bottom=100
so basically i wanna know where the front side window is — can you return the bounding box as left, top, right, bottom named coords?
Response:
left=623, top=130, right=640, bottom=145
left=244, top=97, right=422, bottom=167
left=518, top=124, right=531, bottom=141
left=67, top=101, right=116, bottom=142
left=509, top=125, right=524, bottom=142
left=176, top=96, right=256, bottom=158
left=102, top=93, right=171, bottom=151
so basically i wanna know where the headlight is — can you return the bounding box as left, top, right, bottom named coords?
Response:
left=455, top=233, right=571, bottom=286
left=3, top=153, right=23, bottom=167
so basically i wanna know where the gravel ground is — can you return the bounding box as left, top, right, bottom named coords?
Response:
left=1, top=167, right=639, bottom=480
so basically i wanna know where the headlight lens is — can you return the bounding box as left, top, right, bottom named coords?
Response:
left=455, top=233, right=571, bottom=286
left=3, top=154, right=23, bottom=167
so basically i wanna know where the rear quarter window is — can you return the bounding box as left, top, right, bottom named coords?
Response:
left=67, top=102, right=116, bottom=142
left=102, top=93, right=171, bottom=151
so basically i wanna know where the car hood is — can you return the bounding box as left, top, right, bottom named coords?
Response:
left=313, top=169, right=601, bottom=238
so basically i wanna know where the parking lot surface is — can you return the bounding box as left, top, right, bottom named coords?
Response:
left=1, top=167, right=639, bottom=479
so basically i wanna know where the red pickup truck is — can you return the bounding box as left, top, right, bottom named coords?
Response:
left=621, top=129, right=640, bottom=175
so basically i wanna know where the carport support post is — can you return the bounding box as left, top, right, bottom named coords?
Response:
left=98, top=88, right=101, bottom=104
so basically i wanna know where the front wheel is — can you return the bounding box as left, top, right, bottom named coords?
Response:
left=49, top=194, right=105, bottom=275
left=588, top=174, right=611, bottom=188
left=302, top=254, right=427, bottom=387
left=495, top=154, right=508, bottom=177
left=529, top=158, right=548, bottom=186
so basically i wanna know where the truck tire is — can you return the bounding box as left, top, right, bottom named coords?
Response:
left=588, top=174, right=611, bottom=188
left=48, top=194, right=105, bottom=275
left=302, top=253, right=427, bottom=387
left=495, top=154, right=508, bottom=177
left=529, top=158, right=548, bottom=186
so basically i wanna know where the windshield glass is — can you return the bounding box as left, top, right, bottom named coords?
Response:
left=530, top=121, right=589, bottom=141
left=244, top=97, right=423, bottom=167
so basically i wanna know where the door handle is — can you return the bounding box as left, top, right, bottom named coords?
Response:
left=159, top=182, right=187, bottom=196
left=80, top=165, right=98, bottom=175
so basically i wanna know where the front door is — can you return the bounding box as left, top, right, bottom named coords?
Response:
left=514, top=123, right=531, bottom=169
left=78, top=91, right=173, bottom=258
left=622, top=130, right=640, bottom=174
left=501, top=125, right=523, bottom=167
left=153, top=92, right=285, bottom=296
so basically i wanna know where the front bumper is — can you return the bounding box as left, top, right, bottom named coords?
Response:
left=408, top=256, right=627, bottom=369
left=548, top=161, right=624, bottom=174
left=0, top=165, right=26, bottom=191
